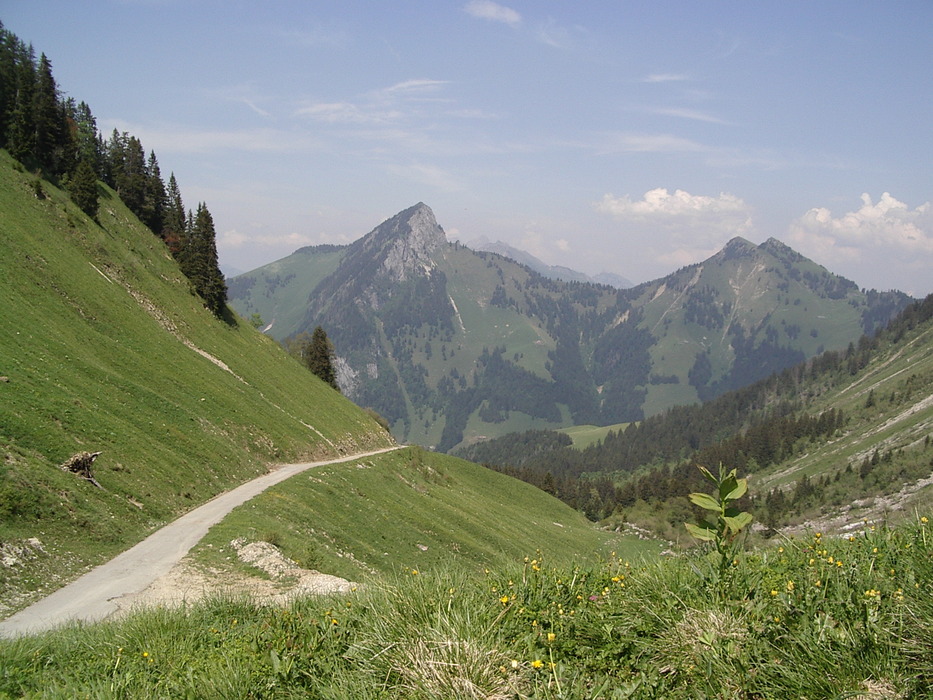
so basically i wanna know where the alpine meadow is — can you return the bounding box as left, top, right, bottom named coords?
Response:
left=2, top=16, right=933, bottom=700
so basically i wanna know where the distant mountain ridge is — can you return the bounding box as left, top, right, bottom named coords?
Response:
left=228, top=203, right=911, bottom=451
left=464, top=237, right=633, bottom=288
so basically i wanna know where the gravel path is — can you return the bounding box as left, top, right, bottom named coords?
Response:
left=0, top=446, right=400, bottom=638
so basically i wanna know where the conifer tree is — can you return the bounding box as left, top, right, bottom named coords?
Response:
left=0, top=22, right=18, bottom=145
left=178, top=202, right=227, bottom=317
left=116, top=135, right=146, bottom=216
left=141, top=150, right=166, bottom=234
left=69, top=158, right=98, bottom=218
left=72, top=101, right=101, bottom=174
left=305, top=326, right=340, bottom=391
left=33, top=53, right=60, bottom=173
left=163, top=173, right=186, bottom=256
left=102, top=128, right=122, bottom=187
left=7, top=43, right=36, bottom=163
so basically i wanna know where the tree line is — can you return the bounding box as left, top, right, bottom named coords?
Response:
left=470, top=291, right=933, bottom=522
left=0, top=21, right=226, bottom=318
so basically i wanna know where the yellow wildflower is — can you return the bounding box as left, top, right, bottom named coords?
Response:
left=547, top=632, right=556, bottom=643
left=531, top=659, right=544, bottom=669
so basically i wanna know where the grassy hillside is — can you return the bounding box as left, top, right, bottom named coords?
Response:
left=191, top=446, right=656, bottom=584
left=2, top=517, right=930, bottom=697
left=225, top=244, right=346, bottom=335
left=751, top=307, right=933, bottom=526
left=0, top=152, right=393, bottom=614
left=560, top=422, right=631, bottom=449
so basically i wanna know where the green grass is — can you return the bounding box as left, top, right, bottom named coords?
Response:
left=2, top=517, right=931, bottom=698
left=0, top=152, right=393, bottom=613
left=559, top=422, right=630, bottom=449
left=191, top=447, right=657, bottom=583
left=227, top=246, right=346, bottom=340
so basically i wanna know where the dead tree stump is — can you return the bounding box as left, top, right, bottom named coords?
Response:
left=60, top=451, right=103, bottom=489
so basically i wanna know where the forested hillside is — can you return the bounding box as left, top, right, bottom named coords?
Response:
left=461, top=294, right=933, bottom=535
left=0, top=21, right=226, bottom=317
left=230, top=204, right=911, bottom=451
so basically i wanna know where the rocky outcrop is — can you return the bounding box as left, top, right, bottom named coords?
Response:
left=380, top=203, right=446, bottom=281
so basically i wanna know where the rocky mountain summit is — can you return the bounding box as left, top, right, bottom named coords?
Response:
left=377, top=203, right=447, bottom=281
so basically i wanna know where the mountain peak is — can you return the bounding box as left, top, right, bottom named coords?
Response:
left=357, top=203, right=447, bottom=281
left=715, top=236, right=757, bottom=261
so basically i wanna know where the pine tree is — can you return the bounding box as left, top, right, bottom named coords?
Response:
left=69, top=158, right=98, bottom=217
left=141, top=150, right=166, bottom=234
left=0, top=22, right=18, bottom=146
left=7, top=43, right=36, bottom=163
left=116, top=135, right=146, bottom=216
left=72, top=101, right=101, bottom=174
left=33, top=53, right=60, bottom=173
left=305, top=326, right=340, bottom=391
left=178, top=202, right=227, bottom=317
left=163, top=173, right=186, bottom=256
left=102, top=128, right=123, bottom=187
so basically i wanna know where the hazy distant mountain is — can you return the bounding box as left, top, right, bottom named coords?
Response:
left=221, top=264, right=246, bottom=279
left=466, top=237, right=634, bottom=288
left=228, top=203, right=911, bottom=451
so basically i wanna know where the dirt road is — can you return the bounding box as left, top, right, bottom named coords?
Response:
left=0, top=446, right=400, bottom=638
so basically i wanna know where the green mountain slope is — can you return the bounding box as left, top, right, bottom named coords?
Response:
left=0, top=151, right=394, bottom=613
left=225, top=244, right=346, bottom=335
left=192, top=446, right=656, bottom=584
left=228, top=204, right=910, bottom=451
left=471, top=295, right=933, bottom=537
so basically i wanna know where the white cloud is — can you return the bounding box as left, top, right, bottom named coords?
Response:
left=597, top=188, right=750, bottom=220
left=789, top=192, right=933, bottom=259
left=643, top=73, right=689, bottom=83
left=535, top=18, right=571, bottom=48
left=296, top=101, right=405, bottom=125
left=651, top=107, right=733, bottom=126
left=597, top=132, right=706, bottom=154
left=595, top=188, right=754, bottom=274
left=464, top=1, right=521, bottom=27
left=379, top=79, right=450, bottom=96
left=296, top=79, right=449, bottom=126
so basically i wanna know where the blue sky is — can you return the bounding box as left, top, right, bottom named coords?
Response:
left=4, top=1, right=932, bottom=295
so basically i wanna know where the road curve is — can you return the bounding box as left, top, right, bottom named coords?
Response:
left=0, top=446, right=402, bottom=638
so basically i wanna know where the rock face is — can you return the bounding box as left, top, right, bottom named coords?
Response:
left=378, top=203, right=446, bottom=281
